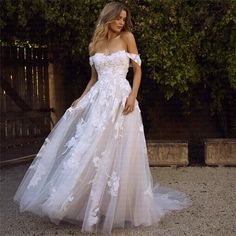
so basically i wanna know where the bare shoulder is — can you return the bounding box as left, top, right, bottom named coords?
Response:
left=121, top=31, right=135, bottom=42
left=121, top=31, right=138, bottom=53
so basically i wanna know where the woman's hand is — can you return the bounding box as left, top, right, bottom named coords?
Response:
left=71, top=97, right=81, bottom=108
left=122, top=93, right=136, bottom=115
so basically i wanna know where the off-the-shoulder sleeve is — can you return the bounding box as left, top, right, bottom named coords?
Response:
left=126, top=52, right=142, bottom=66
left=89, top=56, right=94, bottom=66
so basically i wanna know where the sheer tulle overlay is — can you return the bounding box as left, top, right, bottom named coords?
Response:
left=14, top=50, right=192, bottom=234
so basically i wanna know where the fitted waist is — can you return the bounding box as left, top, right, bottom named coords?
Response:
left=96, top=74, right=131, bottom=92
left=98, top=72, right=127, bottom=81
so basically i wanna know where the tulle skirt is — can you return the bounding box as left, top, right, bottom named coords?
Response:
left=13, top=80, right=192, bottom=234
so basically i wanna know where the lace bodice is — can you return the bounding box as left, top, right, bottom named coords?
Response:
left=89, top=50, right=141, bottom=80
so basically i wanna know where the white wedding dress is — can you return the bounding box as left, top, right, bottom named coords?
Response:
left=14, top=50, right=192, bottom=234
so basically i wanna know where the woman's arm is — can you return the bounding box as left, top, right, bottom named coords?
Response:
left=71, top=63, right=98, bottom=108
left=122, top=32, right=142, bottom=115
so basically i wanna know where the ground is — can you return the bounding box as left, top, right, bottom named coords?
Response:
left=0, top=163, right=235, bottom=236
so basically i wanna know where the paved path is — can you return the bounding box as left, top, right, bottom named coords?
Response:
left=1, top=163, right=235, bottom=236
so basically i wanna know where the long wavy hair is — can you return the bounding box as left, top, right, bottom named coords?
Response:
left=89, top=2, right=133, bottom=55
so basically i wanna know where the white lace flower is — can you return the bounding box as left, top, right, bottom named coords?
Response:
left=65, top=136, right=76, bottom=149
left=89, top=57, right=93, bottom=66
left=92, top=156, right=101, bottom=168
left=62, top=194, right=74, bottom=211
left=27, top=162, right=46, bottom=188
left=107, top=171, right=120, bottom=197
left=88, top=207, right=99, bottom=226
left=28, top=156, right=41, bottom=169
left=75, top=118, right=86, bottom=136
left=63, top=155, right=79, bottom=169
left=38, top=137, right=50, bottom=152
left=63, top=107, right=75, bottom=120
left=68, top=195, right=74, bottom=201
left=139, top=125, right=144, bottom=133
left=52, top=187, right=56, bottom=193
left=44, top=187, right=59, bottom=208
left=45, top=138, right=50, bottom=143
left=114, top=116, right=124, bottom=139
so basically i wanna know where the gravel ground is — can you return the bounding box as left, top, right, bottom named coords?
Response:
left=0, top=163, right=236, bottom=236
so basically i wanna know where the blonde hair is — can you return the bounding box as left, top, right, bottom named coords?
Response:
left=89, top=1, right=133, bottom=55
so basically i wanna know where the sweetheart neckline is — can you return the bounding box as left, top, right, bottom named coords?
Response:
left=89, top=50, right=142, bottom=66
left=91, top=50, right=126, bottom=58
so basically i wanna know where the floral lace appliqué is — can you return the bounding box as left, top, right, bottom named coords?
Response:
left=65, top=136, right=76, bottom=149
left=27, top=162, right=46, bottom=189
left=92, top=156, right=101, bottom=169
left=107, top=171, right=120, bottom=197
left=114, top=115, right=125, bottom=139
left=139, top=125, right=144, bottom=133
left=29, top=138, right=50, bottom=170
left=61, top=194, right=74, bottom=211
left=88, top=207, right=99, bottom=226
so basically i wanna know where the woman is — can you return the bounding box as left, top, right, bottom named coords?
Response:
left=14, top=2, right=192, bottom=234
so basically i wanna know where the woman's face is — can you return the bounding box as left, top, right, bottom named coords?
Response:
left=108, top=9, right=127, bottom=33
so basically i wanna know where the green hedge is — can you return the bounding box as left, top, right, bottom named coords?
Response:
left=1, top=0, right=235, bottom=135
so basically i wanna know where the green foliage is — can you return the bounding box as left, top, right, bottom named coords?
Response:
left=191, top=0, right=236, bottom=135
left=0, top=0, right=107, bottom=64
left=1, top=0, right=235, bottom=135
left=128, top=0, right=201, bottom=100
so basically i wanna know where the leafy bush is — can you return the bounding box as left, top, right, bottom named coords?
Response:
left=1, top=0, right=235, bottom=136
